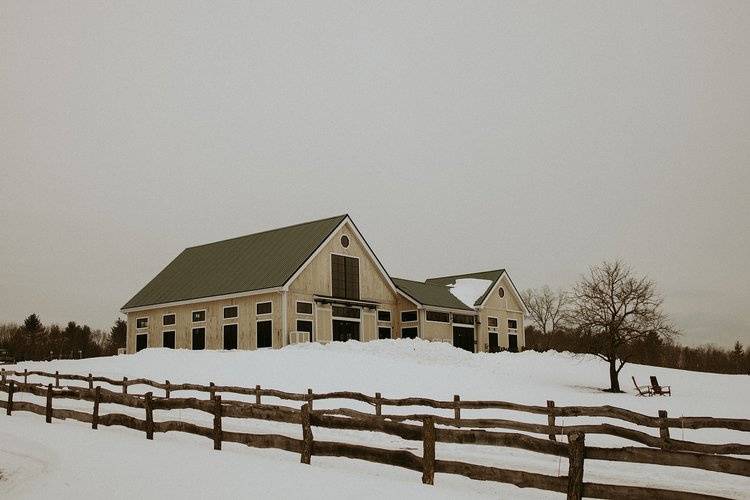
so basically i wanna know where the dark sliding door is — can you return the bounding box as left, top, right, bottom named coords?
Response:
left=257, top=320, right=272, bottom=348
left=223, top=324, right=238, bottom=350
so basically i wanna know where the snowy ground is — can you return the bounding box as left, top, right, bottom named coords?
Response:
left=1, top=339, right=749, bottom=499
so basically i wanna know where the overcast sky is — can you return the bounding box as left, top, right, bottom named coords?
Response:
left=2, top=1, right=748, bottom=347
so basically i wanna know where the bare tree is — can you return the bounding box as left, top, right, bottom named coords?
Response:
left=571, top=260, right=678, bottom=392
left=522, top=286, right=570, bottom=337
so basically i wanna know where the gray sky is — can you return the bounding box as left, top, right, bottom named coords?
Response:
left=2, top=1, right=748, bottom=347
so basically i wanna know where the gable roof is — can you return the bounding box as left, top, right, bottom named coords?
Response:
left=425, top=269, right=505, bottom=306
left=122, top=215, right=347, bottom=310
left=391, top=278, right=474, bottom=311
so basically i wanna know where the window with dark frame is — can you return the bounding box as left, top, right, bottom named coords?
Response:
left=401, top=327, right=418, bottom=339
left=297, top=319, right=313, bottom=335
left=332, top=305, right=360, bottom=319
left=256, top=302, right=272, bottom=315
left=224, top=306, right=238, bottom=319
left=331, top=254, right=359, bottom=300
left=340, top=235, right=350, bottom=247
left=162, top=314, right=175, bottom=326
left=377, top=310, right=391, bottom=322
left=192, top=310, right=206, bottom=323
left=452, top=314, right=475, bottom=325
left=378, top=327, right=391, bottom=339
left=508, top=319, right=518, bottom=330
left=487, top=317, right=498, bottom=327
left=401, top=310, right=418, bottom=323
left=136, top=318, right=148, bottom=329
left=426, top=311, right=449, bottom=323
left=296, top=302, right=313, bottom=315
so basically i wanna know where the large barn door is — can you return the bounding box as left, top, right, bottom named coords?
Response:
left=452, top=326, right=474, bottom=352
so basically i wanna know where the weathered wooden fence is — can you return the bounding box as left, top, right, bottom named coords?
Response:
left=1, top=368, right=748, bottom=500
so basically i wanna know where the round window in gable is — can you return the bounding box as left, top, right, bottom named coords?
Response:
left=498, top=287, right=505, bottom=298
left=340, top=235, right=350, bottom=248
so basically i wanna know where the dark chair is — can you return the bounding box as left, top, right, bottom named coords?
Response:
left=632, top=376, right=652, bottom=396
left=650, top=376, right=671, bottom=396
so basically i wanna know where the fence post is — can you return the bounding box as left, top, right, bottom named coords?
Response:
left=422, top=416, right=436, bottom=485
left=92, top=386, right=101, bottom=429
left=453, top=394, right=461, bottom=423
left=24, top=368, right=28, bottom=385
left=122, top=377, right=128, bottom=394
left=55, top=370, right=59, bottom=388
left=658, top=410, right=670, bottom=447
left=255, top=384, right=261, bottom=404
left=46, top=383, right=53, bottom=423
left=6, top=380, right=14, bottom=415
left=209, top=382, right=216, bottom=400
left=1, top=368, right=5, bottom=383
left=547, top=400, right=557, bottom=441
left=375, top=392, right=382, bottom=416
left=307, top=388, right=314, bottom=411
left=165, top=380, right=170, bottom=399
left=88, top=373, right=93, bottom=390
left=144, top=392, right=154, bottom=440
left=566, top=432, right=585, bottom=500
left=300, top=403, right=313, bottom=464
left=213, top=395, right=222, bottom=451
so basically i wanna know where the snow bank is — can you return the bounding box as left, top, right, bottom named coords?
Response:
left=447, top=278, right=493, bottom=307
left=2, top=340, right=749, bottom=499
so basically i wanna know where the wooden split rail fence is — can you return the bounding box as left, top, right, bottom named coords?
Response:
left=1, top=368, right=749, bottom=500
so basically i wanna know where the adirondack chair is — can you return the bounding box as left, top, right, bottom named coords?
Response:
left=650, top=376, right=671, bottom=396
left=632, top=376, right=652, bottom=396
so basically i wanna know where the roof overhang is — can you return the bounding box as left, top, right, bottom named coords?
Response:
left=120, top=286, right=283, bottom=314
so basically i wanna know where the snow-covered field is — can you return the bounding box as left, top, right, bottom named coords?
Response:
left=1, top=340, right=748, bottom=499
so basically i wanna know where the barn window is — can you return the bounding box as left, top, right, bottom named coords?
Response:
left=452, top=314, right=475, bottom=325
left=401, top=310, right=418, bottom=323
left=331, top=254, right=359, bottom=300
left=426, top=311, right=449, bottom=323
left=296, top=301, right=313, bottom=315
left=256, top=302, right=272, bottom=315
left=378, top=327, right=391, bottom=339
left=508, top=319, right=518, bottom=331
left=192, top=310, right=206, bottom=323
left=136, top=317, right=148, bottom=329
left=401, top=327, right=418, bottom=339
left=487, top=317, right=498, bottom=327
left=332, top=305, right=360, bottom=319
left=340, top=235, right=350, bottom=248
left=377, top=310, right=391, bottom=322
left=162, top=314, right=175, bottom=326
left=296, top=320, right=313, bottom=340
left=223, top=306, right=238, bottom=319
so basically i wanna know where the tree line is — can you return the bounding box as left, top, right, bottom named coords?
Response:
left=523, top=260, right=749, bottom=391
left=0, top=314, right=126, bottom=361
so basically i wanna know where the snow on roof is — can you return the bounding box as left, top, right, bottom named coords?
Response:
left=447, top=278, right=493, bottom=308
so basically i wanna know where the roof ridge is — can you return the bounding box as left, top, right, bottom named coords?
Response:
left=185, top=214, right=348, bottom=250
left=426, top=268, right=505, bottom=282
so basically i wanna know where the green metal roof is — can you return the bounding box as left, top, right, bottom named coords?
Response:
left=391, top=277, right=474, bottom=311
left=122, top=215, right=347, bottom=310
left=425, top=269, right=505, bottom=306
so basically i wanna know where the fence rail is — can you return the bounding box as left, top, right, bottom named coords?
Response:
left=1, top=368, right=748, bottom=500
